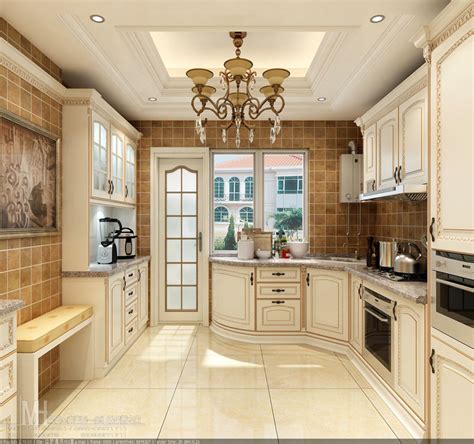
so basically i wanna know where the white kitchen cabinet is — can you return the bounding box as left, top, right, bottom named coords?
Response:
left=399, top=88, right=428, bottom=185
left=363, top=123, right=377, bottom=193
left=212, top=264, right=255, bottom=331
left=377, top=109, right=399, bottom=189
left=306, top=269, right=348, bottom=341
left=108, top=272, right=125, bottom=362
left=138, top=261, right=149, bottom=328
left=256, top=300, right=301, bottom=332
left=349, top=276, right=363, bottom=354
left=429, top=18, right=474, bottom=253
left=125, top=140, right=137, bottom=204
left=430, top=329, right=474, bottom=439
left=91, top=112, right=110, bottom=200
left=393, top=298, right=425, bottom=419
left=110, top=126, right=125, bottom=201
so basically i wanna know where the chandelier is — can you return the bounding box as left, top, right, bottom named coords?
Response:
left=186, top=32, right=290, bottom=148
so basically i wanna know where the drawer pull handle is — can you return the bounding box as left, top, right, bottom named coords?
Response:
left=128, top=327, right=134, bottom=333
left=128, top=273, right=134, bottom=277
left=272, top=272, right=285, bottom=276
left=271, top=289, right=285, bottom=293
left=128, top=291, right=133, bottom=296
left=271, top=300, right=285, bottom=304
left=128, top=309, right=134, bottom=315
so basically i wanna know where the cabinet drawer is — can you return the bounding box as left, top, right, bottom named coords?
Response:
left=0, top=313, right=16, bottom=358
left=125, top=318, right=138, bottom=345
left=125, top=266, right=139, bottom=287
left=0, top=395, right=16, bottom=439
left=125, top=300, right=138, bottom=325
left=256, top=299, right=301, bottom=331
left=124, top=283, right=138, bottom=306
left=257, top=267, right=300, bottom=283
left=0, top=353, right=16, bottom=405
left=257, top=283, right=300, bottom=299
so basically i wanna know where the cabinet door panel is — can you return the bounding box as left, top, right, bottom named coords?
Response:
left=256, top=300, right=300, bottom=331
left=108, top=274, right=125, bottom=361
left=349, top=276, right=363, bottom=354
left=138, top=263, right=149, bottom=328
left=91, top=113, right=110, bottom=199
left=377, top=109, right=399, bottom=189
left=212, top=265, right=255, bottom=331
left=363, top=124, right=377, bottom=192
left=399, top=88, right=428, bottom=184
left=306, top=270, right=348, bottom=341
left=110, top=128, right=125, bottom=201
left=125, top=140, right=137, bottom=204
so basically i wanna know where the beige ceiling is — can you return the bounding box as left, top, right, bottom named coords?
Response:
left=151, top=31, right=325, bottom=77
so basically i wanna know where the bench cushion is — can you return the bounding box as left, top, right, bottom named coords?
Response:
left=17, top=305, right=93, bottom=353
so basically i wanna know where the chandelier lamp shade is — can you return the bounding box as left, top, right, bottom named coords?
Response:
left=186, top=32, right=290, bottom=147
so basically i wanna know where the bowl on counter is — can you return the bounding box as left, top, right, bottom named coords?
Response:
left=288, top=241, right=309, bottom=259
left=256, top=249, right=272, bottom=259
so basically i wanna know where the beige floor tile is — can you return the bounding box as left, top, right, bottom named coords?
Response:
left=337, top=354, right=372, bottom=389
left=178, top=352, right=267, bottom=388
left=261, top=343, right=336, bottom=356
left=264, top=352, right=359, bottom=388
left=125, top=334, right=193, bottom=360
left=52, top=380, right=89, bottom=389
left=41, top=388, right=173, bottom=439
left=189, top=333, right=261, bottom=355
left=271, top=388, right=397, bottom=439
left=159, top=388, right=277, bottom=439
left=86, top=355, right=186, bottom=389
left=363, top=389, right=413, bottom=439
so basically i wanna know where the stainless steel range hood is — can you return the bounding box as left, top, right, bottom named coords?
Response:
left=359, top=184, right=427, bottom=202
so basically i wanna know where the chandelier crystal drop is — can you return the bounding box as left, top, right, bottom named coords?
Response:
left=186, top=32, right=290, bottom=148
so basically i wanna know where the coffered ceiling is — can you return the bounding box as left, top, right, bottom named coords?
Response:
left=1, top=0, right=449, bottom=121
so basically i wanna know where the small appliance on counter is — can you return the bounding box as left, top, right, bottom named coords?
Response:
left=115, top=226, right=137, bottom=259
left=237, top=238, right=254, bottom=260
left=379, top=241, right=398, bottom=270
left=97, top=217, right=122, bottom=264
left=394, top=242, right=426, bottom=278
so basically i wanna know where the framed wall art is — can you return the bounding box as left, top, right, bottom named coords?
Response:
left=0, top=111, right=60, bottom=237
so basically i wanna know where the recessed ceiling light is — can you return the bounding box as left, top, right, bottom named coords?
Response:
left=370, top=15, right=385, bottom=23
left=148, top=97, right=158, bottom=102
left=90, top=14, right=105, bottom=23
left=317, top=96, right=327, bottom=102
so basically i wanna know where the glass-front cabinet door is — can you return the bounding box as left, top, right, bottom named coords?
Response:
left=91, top=113, right=110, bottom=199
left=110, top=127, right=125, bottom=201
left=125, top=140, right=136, bottom=204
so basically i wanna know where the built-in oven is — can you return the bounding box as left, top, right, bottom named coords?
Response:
left=363, top=286, right=396, bottom=386
left=432, top=251, right=474, bottom=348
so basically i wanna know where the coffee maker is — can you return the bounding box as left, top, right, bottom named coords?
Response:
left=97, top=217, right=122, bottom=264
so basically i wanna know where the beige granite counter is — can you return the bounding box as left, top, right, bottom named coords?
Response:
left=0, top=299, right=24, bottom=317
left=62, top=256, right=150, bottom=278
left=209, top=256, right=427, bottom=304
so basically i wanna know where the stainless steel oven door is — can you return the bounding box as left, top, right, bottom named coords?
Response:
left=362, top=288, right=394, bottom=386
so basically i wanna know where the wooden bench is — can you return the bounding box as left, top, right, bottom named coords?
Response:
left=17, top=305, right=94, bottom=437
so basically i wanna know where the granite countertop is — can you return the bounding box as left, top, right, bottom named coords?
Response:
left=0, top=299, right=24, bottom=317
left=62, top=256, right=150, bottom=278
left=209, top=256, right=427, bottom=305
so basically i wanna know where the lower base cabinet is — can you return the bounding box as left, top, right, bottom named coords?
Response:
left=0, top=395, right=17, bottom=439
left=306, top=269, right=349, bottom=341
left=349, top=276, right=363, bottom=354
left=430, top=329, right=474, bottom=439
left=256, top=299, right=301, bottom=331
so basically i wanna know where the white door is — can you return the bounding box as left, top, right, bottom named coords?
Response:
left=377, top=109, right=399, bottom=189
left=108, top=273, right=125, bottom=361
left=158, top=159, right=204, bottom=322
left=363, top=123, right=377, bottom=193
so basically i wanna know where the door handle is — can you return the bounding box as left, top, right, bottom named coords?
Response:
left=393, top=301, right=397, bottom=321
left=198, top=232, right=203, bottom=252
left=364, top=307, right=389, bottom=323
left=111, top=180, right=115, bottom=194
left=358, top=283, right=362, bottom=300
left=122, top=276, right=126, bottom=291
left=306, top=273, right=310, bottom=286
left=397, top=165, right=402, bottom=183
left=429, top=217, right=435, bottom=242
left=125, top=185, right=128, bottom=198
left=393, top=167, right=398, bottom=184
left=107, top=179, right=112, bottom=194
left=429, top=349, right=435, bottom=374
left=371, top=179, right=376, bottom=191
left=250, top=272, right=254, bottom=286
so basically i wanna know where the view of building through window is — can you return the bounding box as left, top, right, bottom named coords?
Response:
left=213, top=152, right=305, bottom=252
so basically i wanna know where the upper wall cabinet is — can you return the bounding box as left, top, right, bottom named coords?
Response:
left=356, top=65, right=428, bottom=192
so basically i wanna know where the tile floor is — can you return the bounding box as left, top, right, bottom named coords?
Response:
left=39, top=324, right=412, bottom=439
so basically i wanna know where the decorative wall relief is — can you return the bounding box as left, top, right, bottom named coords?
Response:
left=0, top=112, right=60, bottom=236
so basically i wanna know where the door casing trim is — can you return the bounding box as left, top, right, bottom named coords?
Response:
left=150, top=147, right=210, bottom=326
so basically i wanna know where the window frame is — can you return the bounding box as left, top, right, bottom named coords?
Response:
left=214, top=177, right=225, bottom=200
left=211, top=150, right=308, bottom=255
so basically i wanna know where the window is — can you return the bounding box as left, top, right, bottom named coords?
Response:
left=277, top=175, right=303, bottom=194
left=214, top=206, right=229, bottom=222
left=212, top=152, right=305, bottom=253
left=214, top=177, right=224, bottom=200
left=244, top=177, right=253, bottom=199
left=229, top=177, right=240, bottom=201
left=240, top=207, right=254, bottom=223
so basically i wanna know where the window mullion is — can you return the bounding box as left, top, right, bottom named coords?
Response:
left=254, top=151, right=263, bottom=230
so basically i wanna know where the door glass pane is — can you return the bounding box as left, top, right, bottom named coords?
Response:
left=167, top=287, right=181, bottom=310
left=164, top=166, right=199, bottom=312
left=167, top=240, right=181, bottom=262
left=182, top=217, right=196, bottom=238
left=182, top=287, right=197, bottom=310
left=182, top=193, right=196, bottom=215
left=182, top=264, right=196, bottom=285
left=167, top=194, right=181, bottom=215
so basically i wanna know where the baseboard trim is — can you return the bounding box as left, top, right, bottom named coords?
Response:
left=210, top=322, right=427, bottom=439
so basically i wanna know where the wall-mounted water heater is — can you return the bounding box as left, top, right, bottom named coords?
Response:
left=339, top=141, right=363, bottom=203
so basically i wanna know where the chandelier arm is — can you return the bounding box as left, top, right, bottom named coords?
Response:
left=251, top=95, right=286, bottom=119
left=242, top=97, right=262, bottom=120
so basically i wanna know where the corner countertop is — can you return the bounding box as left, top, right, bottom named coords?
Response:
left=0, top=299, right=24, bottom=317
left=62, top=256, right=150, bottom=278
left=209, top=256, right=427, bottom=305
